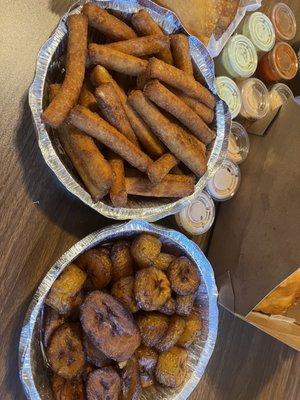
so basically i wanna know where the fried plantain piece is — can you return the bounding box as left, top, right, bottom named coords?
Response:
left=43, top=306, right=65, bottom=348
left=76, top=248, right=112, bottom=290
left=131, top=233, right=162, bottom=269
left=135, top=267, right=171, bottom=311
left=168, top=257, right=200, bottom=295
left=45, top=264, right=87, bottom=314
left=120, top=356, right=141, bottom=400
left=177, top=311, right=202, bottom=348
left=158, top=298, right=176, bottom=315
left=80, top=291, right=141, bottom=362
left=83, top=335, right=112, bottom=368
left=51, top=374, right=86, bottom=400
left=176, top=294, right=196, bottom=316
left=135, top=346, right=158, bottom=389
left=111, top=241, right=134, bottom=282
left=152, top=253, right=176, bottom=271
left=47, top=323, right=85, bottom=379
left=111, top=276, right=139, bottom=313
left=155, top=315, right=186, bottom=352
left=136, top=312, right=169, bottom=347
left=155, top=346, right=188, bottom=388
left=86, top=367, right=121, bottom=400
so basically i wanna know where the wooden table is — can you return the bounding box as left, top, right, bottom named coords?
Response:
left=0, top=1, right=299, bottom=399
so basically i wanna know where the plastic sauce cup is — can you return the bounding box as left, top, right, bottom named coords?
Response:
left=270, top=83, right=294, bottom=110
left=215, top=34, right=258, bottom=78
left=257, top=42, right=298, bottom=82
left=267, top=2, right=297, bottom=42
left=215, top=76, right=241, bottom=119
left=175, top=191, right=215, bottom=235
left=242, top=12, right=275, bottom=54
left=206, top=159, right=241, bottom=202
left=238, top=78, right=270, bottom=120
left=227, top=121, right=250, bottom=164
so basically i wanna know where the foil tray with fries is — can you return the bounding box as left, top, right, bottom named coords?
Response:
left=19, top=220, right=218, bottom=400
left=29, top=0, right=230, bottom=222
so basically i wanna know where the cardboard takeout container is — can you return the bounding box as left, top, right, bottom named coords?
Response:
left=207, top=98, right=300, bottom=350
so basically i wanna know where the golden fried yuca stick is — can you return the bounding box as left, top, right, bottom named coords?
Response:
left=90, top=66, right=166, bottom=158
left=104, top=35, right=170, bottom=57
left=174, top=91, right=214, bottom=124
left=48, top=84, right=113, bottom=201
left=95, top=83, right=138, bottom=146
left=147, top=153, right=179, bottom=184
left=42, top=15, right=88, bottom=128
left=144, top=80, right=215, bottom=145
left=109, top=157, right=127, bottom=208
left=170, top=34, right=193, bottom=76
left=126, top=175, right=195, bottom=197
left=82, top=2, right=137, bottom=40
left=131, top=9, right=173, bottom=64
left=89, top=44, right=148, bottom=76
left=69, top=106, right=152, bottom=173
left=142, top=57, right=215, bottom=109
left=79, top=83, right=98, bottom=112
left=128, top=90, right=207, bottom=177
left=59, top=126, right=113, bottom=201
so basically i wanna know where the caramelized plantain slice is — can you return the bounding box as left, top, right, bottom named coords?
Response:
left=136, top=346, right=158, bottom=389
left=120, top=356, right=141, bottom=400
left=136, top=312, right=169, bottom=347
left=111, top=276, right=139, bottom=313
left=86, top=367, right=120, bottom=400
left=51, top=374, right=86, bottom=400
left=111, top=241, right=134, bottom=282
left=168, top=257, right=200, bottom=295
left=43, top=305, right=65, bottom=348
left=177, top=311, right=202, bottom=348
left=155, top=315, right=186, bottom=352
left=131, top=234, right=162, bottom=269
left=156, top=346, right=188, bottom=388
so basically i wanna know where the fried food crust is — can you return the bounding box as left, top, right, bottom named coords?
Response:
left=131, top=233, right=162, bottom=269
left=168, top=256, right=200, bottom=295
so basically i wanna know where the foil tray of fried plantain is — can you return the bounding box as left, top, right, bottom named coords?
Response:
left=19, top=220, right=218, bottom=399
left=28, top=0, right=230, bottom=222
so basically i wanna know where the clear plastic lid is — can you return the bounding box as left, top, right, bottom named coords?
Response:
left=227, top=121, right=250, bottom=164
left=243, top=12, right=275, bottom=53
left=175, top=191, right=215, bottom=235
left=225, top=34, right=258, bottom=78
left=238, top=78, right=270, bottom=120
left=270, top=2, right=297, bottom=41
left=206, top=159, right=241, bottom=202
left=215, top=76, right=241, bottom=119
left=271, top=42, right=298, bottom=81
left=270, top=83, right=294, bottom=110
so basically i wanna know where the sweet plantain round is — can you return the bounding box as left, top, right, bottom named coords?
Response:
left=168, top=256, right=200, bottom=295
left=155, top=315, right=186, bottom=352
left=47, top=323, right=85, bottom=379
left=155, top=346, right=188, bottom=388
left=130, top=233, right=162, bottom=269
left=111, top=240, right=134, bottom=282
left=136, top=312, right=169, bottom=347
left=51, top=374, right=86, bottom=400
left=177, top=311, right=202, bottom=348
left=176, top=294, right=196, bottom=316
left=135, top=267, right=171, bottom=311
left=135, top=346, right=158, bottom=389
left=120, top=356, right=141, bottom=400
left=111, top=276, right=139, bottom=313
left=86, top=367, right=121, bottom=400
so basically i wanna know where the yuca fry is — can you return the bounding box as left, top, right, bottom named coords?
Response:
left=144, top=80, right=215, bottom=145
left=89, top=44, right=148, bottom=76
left=104, top=34, right=170, bottom=57
left=90, top=66, right=166, bottom=158
left=109, top=157, right=127, bottom=208
left=42, top=15, right=88, bottom=128
left=82, top=2, right=137, bottom=40
left=90, top=65, right=127, bottom=103
left=79, top=83, right=98, bottom=112
left=147, top=153, right=178, bottom=184
left=128, top=90, right=207, bottom=177
left=131, top=9, right=173, bottom=64
left=69, top=106, right=152, bottom=173
left=125, top=175, right=195, bottom=198
left=143, top=57, right=215, bottom=109
left=175, top=91, right=214, bottom=124
left=94, top=83, right=138, bottom=145
left=48, top=84, right=113, bottom=201
left=170, top=34, right=193, bottom=76
left=59, top=125, right=113, bottom=201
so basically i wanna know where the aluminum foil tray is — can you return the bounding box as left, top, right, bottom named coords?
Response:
left=29, top=0, right=230, bottom=221
left=19, top=220, right=218, bottom=399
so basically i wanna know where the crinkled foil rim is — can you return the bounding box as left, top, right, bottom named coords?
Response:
left=28, top=0, right=230, bottom=222
left=19, top=220, right=218, bottom=400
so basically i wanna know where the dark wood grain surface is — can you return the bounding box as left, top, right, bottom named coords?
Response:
left=0, top=1, right=299, bottom=399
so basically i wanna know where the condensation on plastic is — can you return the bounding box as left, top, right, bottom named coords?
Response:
left=28, top=0, right=231, bottom=222
left=19, top=220, right=219, bottom=400
left=207, top=0, right=262, bottom=58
